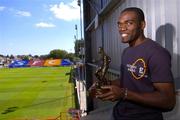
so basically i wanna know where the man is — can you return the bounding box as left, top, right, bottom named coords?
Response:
left=94, top=7, right=176, bottom=120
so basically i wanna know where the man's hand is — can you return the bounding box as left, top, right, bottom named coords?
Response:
left=96, top=85, right=124, bottom=102
left=88, top=82, right=98, bottom=97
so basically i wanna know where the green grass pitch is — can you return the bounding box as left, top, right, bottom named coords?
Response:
left=0, top=67, right=75, bottom=120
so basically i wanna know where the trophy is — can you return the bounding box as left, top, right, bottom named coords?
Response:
left=89, top=47, right=111, bottom=97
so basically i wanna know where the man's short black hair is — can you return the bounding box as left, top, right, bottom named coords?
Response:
left=121, top=7, right=145, bottom=22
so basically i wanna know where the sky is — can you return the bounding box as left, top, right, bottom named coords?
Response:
left=0, top=0, right=82, bottom=56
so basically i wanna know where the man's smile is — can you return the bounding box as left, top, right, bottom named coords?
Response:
left=121, top=33, right=128, bottom=37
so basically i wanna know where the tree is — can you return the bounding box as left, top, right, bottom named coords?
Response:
left=66, top=53, right=75, bottom=61
left=49, top=49, right=68, bottom=59
left=39, top=54, right=48, bottom=60
left=74, top=39, right=84, bottom=57
left=34, top=55, right=39, bottom=59
left=10, top=54, right=14, bottom=59
left=22, top=55, right=29, bottom=60
left=0, top=54, right=4, bottom=57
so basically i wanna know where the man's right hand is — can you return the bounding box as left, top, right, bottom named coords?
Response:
left=88, top=82, right=97, bottom=98
left=96, top=85, right=124, bottom=102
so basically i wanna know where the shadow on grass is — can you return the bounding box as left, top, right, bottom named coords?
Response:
left=1, top=106, right=19, bottom=114
left=1, top=93, right=75, bottom=115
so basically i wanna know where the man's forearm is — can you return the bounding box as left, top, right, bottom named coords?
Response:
left=111, top=79, right=121, bottom=86
left=126, top=88, right=175, bottom=110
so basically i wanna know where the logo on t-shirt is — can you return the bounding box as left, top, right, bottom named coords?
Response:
left=127, top=58, right=147, bottom=80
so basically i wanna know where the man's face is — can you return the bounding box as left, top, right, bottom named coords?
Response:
left=117, top=11, right=144, bottom=44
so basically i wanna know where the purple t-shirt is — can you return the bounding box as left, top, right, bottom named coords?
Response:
left=113, top=38, right=173, bottom=120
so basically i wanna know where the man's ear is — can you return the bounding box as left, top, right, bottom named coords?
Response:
left=141, top=21, right=146, bottom=30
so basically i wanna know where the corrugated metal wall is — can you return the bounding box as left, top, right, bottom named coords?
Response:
left=85, top=0, right=180, bottom=89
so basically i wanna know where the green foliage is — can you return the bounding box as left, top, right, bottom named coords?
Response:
left=74, top=40, right=84, bottom=57
left=10, top=54, right=14, bottom=59
left=49, top=49, right=68, bottom=59
left=34, top=55, right=39, bottom=58
left=22, top=55, right=29, bottom=60
left=39, top=54, right=49, bottom=59
left=66, top=53, right=75, bottom=61
left=48, top=49, right=76, bottom=61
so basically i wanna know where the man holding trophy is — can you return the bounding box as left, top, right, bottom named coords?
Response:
left=89, top=7, right=175, bottom=120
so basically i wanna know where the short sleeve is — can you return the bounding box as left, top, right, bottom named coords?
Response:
left=149, top=49, right=173, bottom=83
